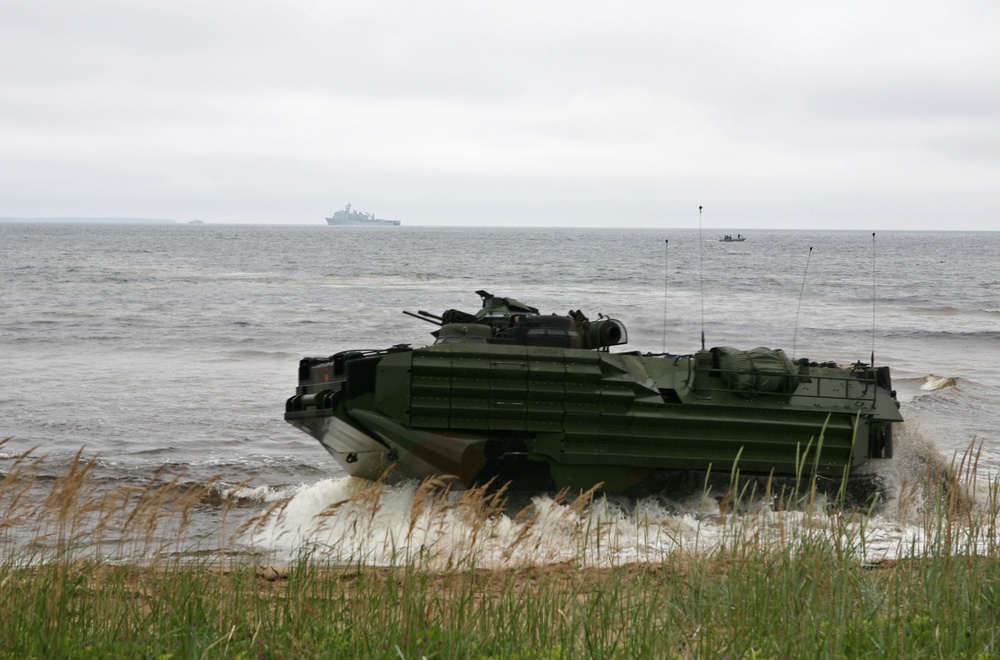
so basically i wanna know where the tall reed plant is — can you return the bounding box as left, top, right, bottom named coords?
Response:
left=3, top=437, right=1000, bottom=657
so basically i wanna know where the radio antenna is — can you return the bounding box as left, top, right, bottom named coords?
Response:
left=791, top=246, right=813, bottom=360
left=698, top=205, right=705, bottom=350
left=871, top=232, right=876, bottom=366
left=662, top=239, right=669, bottom=353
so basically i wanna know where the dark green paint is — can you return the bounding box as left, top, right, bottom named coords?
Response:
left=285, top=291, right=902, bottom=493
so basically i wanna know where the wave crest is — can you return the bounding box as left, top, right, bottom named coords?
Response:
left=920, top=374, right=958, bottom=391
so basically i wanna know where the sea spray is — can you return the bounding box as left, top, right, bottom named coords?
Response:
left=243, top=446, right=984, bottom=568
left=248, top=478, right=708, bottom=568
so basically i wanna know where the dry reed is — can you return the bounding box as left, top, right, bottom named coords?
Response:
left=2, top=436, right=1000, bottom=657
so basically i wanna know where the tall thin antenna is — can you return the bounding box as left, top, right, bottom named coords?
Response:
left=871, top=232, right=876, bottom=366
left=791, top=246, right=813, bottom=360
left=698, top=205, right=705, bottom=350
left=662, top=239, right=669, bottom=354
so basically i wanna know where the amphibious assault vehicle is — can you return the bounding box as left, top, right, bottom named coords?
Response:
left=285, top=290, right=902, bottom=494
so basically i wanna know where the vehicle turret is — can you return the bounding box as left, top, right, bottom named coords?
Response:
left=417, top=290, right=627, bottom=350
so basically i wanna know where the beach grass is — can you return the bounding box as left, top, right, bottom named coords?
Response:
left=2, top=439, right=1000, bottom=658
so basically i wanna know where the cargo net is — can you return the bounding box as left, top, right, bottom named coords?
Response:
left=711, top=346, right=799, bottom=396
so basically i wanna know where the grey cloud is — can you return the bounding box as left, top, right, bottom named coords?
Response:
left=2, top=0, right=999, bottom=228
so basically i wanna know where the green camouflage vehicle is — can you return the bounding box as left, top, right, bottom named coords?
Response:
left=285, top=290, right=902, bottom=494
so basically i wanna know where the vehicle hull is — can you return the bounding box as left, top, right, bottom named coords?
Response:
left=286, top=341, right=901, bottom=494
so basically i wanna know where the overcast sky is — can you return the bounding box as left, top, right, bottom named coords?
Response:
left=3, top=1, right=999, bottom=228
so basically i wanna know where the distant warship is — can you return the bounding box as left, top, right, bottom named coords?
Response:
left=325, top=203, right=400, bottom=226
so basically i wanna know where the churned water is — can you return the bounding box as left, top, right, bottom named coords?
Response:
left=1, top=223, right=998, bottom=564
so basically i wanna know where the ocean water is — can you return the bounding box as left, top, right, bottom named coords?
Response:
left=1, top=223, right=998, bottom=564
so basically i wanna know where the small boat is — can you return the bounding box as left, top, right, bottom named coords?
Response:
left=720, top=234, right=746, bottom=242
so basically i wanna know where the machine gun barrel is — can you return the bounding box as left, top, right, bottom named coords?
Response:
left=403, top=310, right=443, bottom=326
